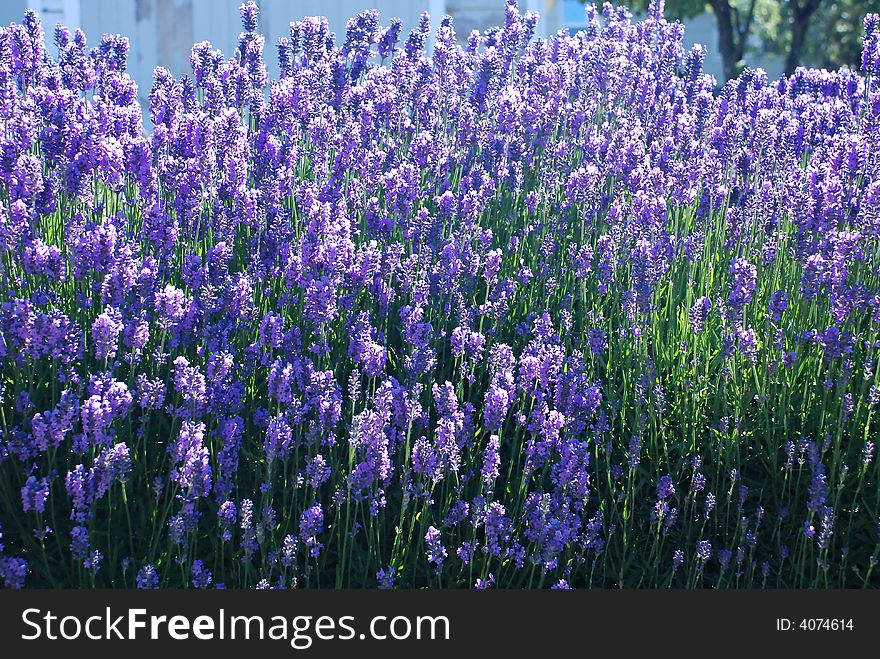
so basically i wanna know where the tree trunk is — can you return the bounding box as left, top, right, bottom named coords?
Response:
left=785, top=16, right=808, bottom=76
left=709, top=0, right=741, bottom=81
left=785, top=0, right=824, bottom=76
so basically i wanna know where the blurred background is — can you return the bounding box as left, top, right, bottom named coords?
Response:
left=1, top=0, right=877, bottom=112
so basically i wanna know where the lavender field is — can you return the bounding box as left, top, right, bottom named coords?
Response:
left=0, top=0, right=877, bottom=589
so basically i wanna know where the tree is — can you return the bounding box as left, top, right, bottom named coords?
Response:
left=708, top=0, right=760, bottom=80
left=784, top=0, right=824, bottom=75
left=590, top=1, right=880, bottom=79
left=624, top=0, right=763, bottom=81
left=801, top=0, right=880, bottom=70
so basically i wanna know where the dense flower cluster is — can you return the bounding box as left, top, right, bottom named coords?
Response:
left=0, top=1, right=878, bottom=588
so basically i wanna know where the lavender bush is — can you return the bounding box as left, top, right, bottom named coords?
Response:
left=0, top=0, right=878, bottom=589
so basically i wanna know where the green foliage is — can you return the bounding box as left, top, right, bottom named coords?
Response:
left=803, top=0, right=880, bottom=70
left=749, top=0, right=786, bottom=58
left=596, top=0, right=880, bottom=71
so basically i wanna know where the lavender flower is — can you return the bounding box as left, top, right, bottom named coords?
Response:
left=191, top=560, right=213, bottom=589
left=728, top=258, right=757, bottom=309
left=136, top=564, right=159, bottom=589
left=689, top=296, right=711, bottom=334
left=424, top=526, right=447, bottom=568
left=0, top=1, right=874, bottom=592
left=299, top=504, right=324, bottom=558
left=696, top=540, right=713, bottom=562
left=481, top=434, right=501, bottom=486
left=656, top=475, right=675, bottom=500
left=0, top=558, right=27, bottom=589
left=20, top=476, right=49, bottom=513
left=672, top=550, right=684, bottom=571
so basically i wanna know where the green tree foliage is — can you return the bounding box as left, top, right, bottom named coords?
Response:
left=626, top=0, right=767, bottom=80
left=802, top=0, right=880, bottom=70
left=608, top=0, right=879, bottom=79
